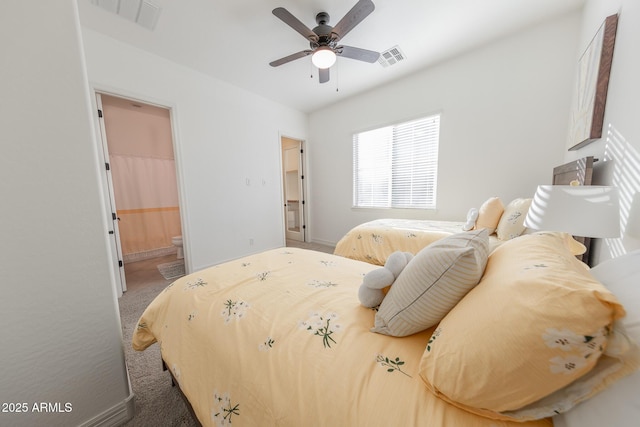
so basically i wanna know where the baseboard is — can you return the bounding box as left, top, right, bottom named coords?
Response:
left=123, top=246, right=176, bottom=263
left=78, top=393, right=135, bottom=427
left=308, top=237, right=337, bottom=247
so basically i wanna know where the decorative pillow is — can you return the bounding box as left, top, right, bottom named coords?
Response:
left=419, top=232, right=630, bottom=421
left=553, top=250, right=640, bottom=427
left=372, top=229, right=489, bottom=337
left=496, top=198, right=531, bottom=240
left=475, top=197, right=504, bottom=234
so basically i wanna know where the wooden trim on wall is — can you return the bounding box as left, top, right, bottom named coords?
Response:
left=589, top=14, right=618, bottom=141
left=568, top=14, right=618, bottom=151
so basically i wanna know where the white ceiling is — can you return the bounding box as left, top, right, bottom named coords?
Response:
left=77, top=0, right=585, bottom=113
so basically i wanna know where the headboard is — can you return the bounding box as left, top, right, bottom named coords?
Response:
left=551, top=156, right=597, bottom=263
left=552, top=156, right=595, bottom=186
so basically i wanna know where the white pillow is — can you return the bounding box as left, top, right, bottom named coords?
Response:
left=496, top=198, right=531, bottom=240
left=553, top=250, right=640, bottom=427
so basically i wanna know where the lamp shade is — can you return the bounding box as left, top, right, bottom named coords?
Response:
left=312, top=47, right=336, bottom=69
left=523, top=185, right=620, bottom=238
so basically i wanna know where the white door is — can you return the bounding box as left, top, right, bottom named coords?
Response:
left=282, top=138, right=305, bottom=242
left=95, top=93, right=127, bottom=295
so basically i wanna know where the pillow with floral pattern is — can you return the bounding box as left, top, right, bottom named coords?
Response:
left=419, top=232, right=636, bottom=421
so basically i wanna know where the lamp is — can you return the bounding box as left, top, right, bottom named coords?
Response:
left=311, top=47, right=337, bottom=69
left=523, top=185, right=621, bottom=238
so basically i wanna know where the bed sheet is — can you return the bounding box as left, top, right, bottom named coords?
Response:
left=132, top=248, right=549, bottom=427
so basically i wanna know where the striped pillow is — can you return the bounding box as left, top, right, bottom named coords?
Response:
left=372, top=229, right=489, bottom=337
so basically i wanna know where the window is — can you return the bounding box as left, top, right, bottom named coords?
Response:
left=353, top=114, right=440, bottom=209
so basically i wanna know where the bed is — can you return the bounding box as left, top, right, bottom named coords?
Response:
left=333, top=217, right=500, bottom=265
left=333, top=157, right=596, bottom=266
left=132, top=230, right=640, bottom=427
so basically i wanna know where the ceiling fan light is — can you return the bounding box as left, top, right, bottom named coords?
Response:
left=312, top=48, right=337, bottom=69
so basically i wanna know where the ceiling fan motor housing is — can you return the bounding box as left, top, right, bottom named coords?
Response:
left=311, top=12, right=336, bottom=49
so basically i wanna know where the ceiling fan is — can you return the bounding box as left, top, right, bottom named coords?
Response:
left=269, top=0, right=380, bottom=84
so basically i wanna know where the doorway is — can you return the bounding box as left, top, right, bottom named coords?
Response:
left=281, top=137, right=306, bottom=242
left=95, top=92, right=183, bottom=296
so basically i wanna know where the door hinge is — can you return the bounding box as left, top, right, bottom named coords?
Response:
left=119, top=260, right=123, bottom=268
left=300, top=148, right=304, bottom=154
left=112, top=212, right=117, bottom=221
left=301, top=175, right=304, bottom=180
left=98, top=109, right=103, bottom=118
left=302, top=200, right=305, bottom=205
left=108, top=230, right=114, bottom=235
left=105, top=162, right=110, bottom=171
left=302, top=224, right=306, bottom=229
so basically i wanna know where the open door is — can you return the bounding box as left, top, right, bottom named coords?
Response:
left=282, top=137, right=305, bottom=242
left=95, top=93, right=127, bottom=295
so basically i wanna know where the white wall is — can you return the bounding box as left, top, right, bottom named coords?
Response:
left=81, top=30, right=308, bottom=272
left=307, top=12, right=582, bottom=245
left=0, top=1, right=132, bottom=426
left=565, top=0, right=640, bottom=264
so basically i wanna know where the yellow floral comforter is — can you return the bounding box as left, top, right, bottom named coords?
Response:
left=132, top=248, right=550, bottom=427
left=334, top=218, right=503, bottom=265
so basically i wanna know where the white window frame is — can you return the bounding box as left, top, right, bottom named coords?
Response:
left=352, top=114, right=440, bottom=209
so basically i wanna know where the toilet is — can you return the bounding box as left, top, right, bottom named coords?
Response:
left=171, top=235, right=184, bottom=259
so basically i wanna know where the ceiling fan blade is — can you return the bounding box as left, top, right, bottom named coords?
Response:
left=337, top=45, right=380, bottom=63
left=272, top=7, right=319, bottom=42
left=270, top=50, right=313, bottom=67
left=331, top=0, right=375, bottom=41
left=319, top=68, right=330, bottom=84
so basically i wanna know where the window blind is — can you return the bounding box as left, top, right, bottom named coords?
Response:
left=353, top=114, right=440, bottom=209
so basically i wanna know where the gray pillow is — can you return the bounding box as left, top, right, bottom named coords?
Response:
left=372, top=229, right=489, bottom=337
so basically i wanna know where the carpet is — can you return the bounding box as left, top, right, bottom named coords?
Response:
left=157, top=260, right=185, bottom=280
left=119, top=276, right=198, bottom=427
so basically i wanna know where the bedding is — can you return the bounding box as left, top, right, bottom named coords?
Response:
left=495, top=197, right=532, bottom=240
left=333, top=218, right=503, bottom=265
left=334, top=157, right=596, bottom=266
left=553, top=249, right=640, bottom=427
left=476, top=196, right=504, bottom=233
left=132, top=246, right=553, bottom=427
left=420, top=233, right=639, bottom=422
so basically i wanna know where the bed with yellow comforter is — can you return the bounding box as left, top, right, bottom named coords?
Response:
left=132, top=246, right=551, bottom=427
left=333, top=218, right=503, bottom=265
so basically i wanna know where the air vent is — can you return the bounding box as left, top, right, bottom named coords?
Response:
left=90, top=0, right=162, bottom=31
left=378, top=46, right=406, bottom=68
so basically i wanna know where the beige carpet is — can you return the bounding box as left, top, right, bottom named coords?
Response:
left=119, top=263, right=198, bottom=427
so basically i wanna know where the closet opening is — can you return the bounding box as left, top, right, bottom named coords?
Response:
left=281, top=136, right=306, bottom=243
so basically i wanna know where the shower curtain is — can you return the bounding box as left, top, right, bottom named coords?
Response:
left=110, top=154, right=182, bottom=259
